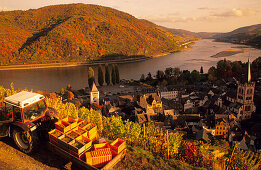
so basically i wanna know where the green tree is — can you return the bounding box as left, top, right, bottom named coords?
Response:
left=115, top=64, right=120, bottom=84
left=105, top=64, right=110, bottom=85
left=200, top=66, right=203, bottom=74
left=231, top=61, right=243, bottom=78
left=98, top=65, right=104, bottom=86
left=111, top=64, right=116, bottom=85
left=217, top=59, right=232, bottom=79
left=156, top=70, right=164, bottom=80
left=190, top=70, right=200, bottom=83
left=88, top=67, right=95, bottom=88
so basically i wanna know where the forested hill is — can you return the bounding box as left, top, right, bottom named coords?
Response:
left=161, top=26, right=219, bottom=40
left=0, top=3, right=187, bottom=65
left=215, top=24, right=261, bottom=48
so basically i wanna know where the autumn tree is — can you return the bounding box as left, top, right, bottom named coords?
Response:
left=88, top=67, right=95, bottom=89
left=98, top=65, right=104, bottom=86
left=208, top=66, right=217, bottom=81
left=105, top=64, right=110, bottom=85
left=111, top=64, right=116, bottom=85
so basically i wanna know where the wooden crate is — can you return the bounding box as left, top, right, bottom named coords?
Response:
left=85, top=148, right=112, bottom=167
left=58, top=134, right=74, bottom=151
left=63, top=117, right=77, bottom=130
left=74, top=127, right=88, bottom=138
left=110, top=138, right=126, bottom=154
left=84, top=123, right=97, bottom=137
left=76, top=136, right=92, bottom=151
left=67, top=130, right=81, bottom=139
left=55, top=120, right=71, bottom=133
left=48, top=129, right=63, bottom=145
left=75, top=118, right=84, bottom=124
left=68, top=140, right=85, bottom=155
left=88, top=131, right=97, bottom=141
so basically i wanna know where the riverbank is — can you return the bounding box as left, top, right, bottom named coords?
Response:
left=210, top=50, right=244, bottom=58
left=0, top=56, right=152, bottom=71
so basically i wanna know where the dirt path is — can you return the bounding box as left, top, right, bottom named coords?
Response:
left=0, top=137, right=71, bottom=169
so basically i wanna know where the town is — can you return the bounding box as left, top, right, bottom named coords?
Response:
left=47, top=57, right=261, bottom=156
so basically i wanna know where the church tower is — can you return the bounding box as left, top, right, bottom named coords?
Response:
left=90, top=82, right=99, bottom=105
left=236, top=58, right=256, bottom=120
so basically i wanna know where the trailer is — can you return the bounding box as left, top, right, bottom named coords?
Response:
left=48, top=142, right=126, bottom=169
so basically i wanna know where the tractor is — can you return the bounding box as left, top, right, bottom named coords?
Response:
left=0, top=91, right=58, bottom=153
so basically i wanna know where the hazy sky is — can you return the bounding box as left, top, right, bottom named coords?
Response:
left=1, top=0, right=261, bottom=32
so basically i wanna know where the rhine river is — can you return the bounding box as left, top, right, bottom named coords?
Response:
left=0, top=39, right=261, bottom=91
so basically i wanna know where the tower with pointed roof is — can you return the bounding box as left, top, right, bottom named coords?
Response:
left=236, top=58, right=256, bottom=120
left=90, top=82, right=99, bottom=105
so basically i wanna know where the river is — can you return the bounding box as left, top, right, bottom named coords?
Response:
left=0, top=39, right=261, bottom=91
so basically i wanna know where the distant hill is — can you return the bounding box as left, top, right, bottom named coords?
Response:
left=161, top=26, right=219, bottom=40
left=0, top=3, right=187, bottom=65
left=215, top=24, right=261, bottom=48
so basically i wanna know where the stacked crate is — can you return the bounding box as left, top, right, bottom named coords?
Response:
left=48, top=117, right=126, bottom=168
left=48, top=117, right=92, bottom=157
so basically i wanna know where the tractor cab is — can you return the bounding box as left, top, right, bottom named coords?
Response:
left=0, top=91, right=57, bottom=153
left=4, top=91, right=47, bottom=123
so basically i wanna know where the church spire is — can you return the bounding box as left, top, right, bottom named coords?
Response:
left=248, top=57, right=251, bottom=83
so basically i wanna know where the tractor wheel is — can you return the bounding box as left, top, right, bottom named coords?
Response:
left=12, top=128, right=38, bottom=154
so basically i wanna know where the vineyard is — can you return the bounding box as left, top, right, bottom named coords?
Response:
left=0, top=84, right=260, bottom=169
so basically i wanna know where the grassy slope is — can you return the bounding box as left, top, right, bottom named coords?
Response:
left=0, top=3, right=187, bottom=65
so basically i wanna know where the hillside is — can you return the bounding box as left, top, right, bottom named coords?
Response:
left=215, top=24, right=261, bottom=48
left=161, top=26, right=219, bottom=40
left=0, top=3, right=187, bottom=65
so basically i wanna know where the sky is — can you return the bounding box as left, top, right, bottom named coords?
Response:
left=0, top=0, right=261, bottom=32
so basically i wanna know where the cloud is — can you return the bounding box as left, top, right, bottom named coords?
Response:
left=212, top=8, right=257, bottom=17
left=198, top=7, right=216, bottom=10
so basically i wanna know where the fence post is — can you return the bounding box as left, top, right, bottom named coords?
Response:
left=167, top=130, right=169, bottom=160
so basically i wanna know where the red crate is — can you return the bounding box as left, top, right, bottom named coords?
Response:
left=55, top=120, right=71, bottom=133
left=110, top=138, right=126, bottom=154
left=76, top=136, right=92, bottom=151
left=73, top=127, right=88, bottom=138
left=85, top=148, right=112, bottom=167
left=48, top=129, right=63, bottom=144
left=63, top=117, right=77, bottom=130
left=94, top=143, right=110, bottom=150
left=89, top=131, right=97, bottom=141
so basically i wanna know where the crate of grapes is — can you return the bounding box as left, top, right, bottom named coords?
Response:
left=78, top=120, right=89, bottom=129
left=85, top=148, right=112, bottom=167
left=84, top=123, right=97, bottom=138
left=68, top=140, right=85, bottom=155
left=110, top=138, right=126, bottom=154
left=63, top=117, right=77, bottom=130
left=48, top=129, right=63, bottom=145
left=76, top=136, right=92, bottom=151
left=58, top=134, right=74, bottom=151
left=67, top=130, right=81, bottom=139
left=74, top=127, right=88, bottom=138
left=55, top=120, right=71, bottom=133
